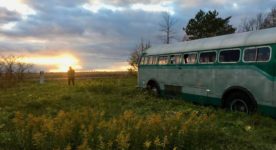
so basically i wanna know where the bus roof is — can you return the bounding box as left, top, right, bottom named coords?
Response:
left=145, top=27, right=276, bottom=55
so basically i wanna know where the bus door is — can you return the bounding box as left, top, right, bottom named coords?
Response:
left=156, top=55, right=170, bottom=91
left=163, top=54, right=182, bottom=96
left=196, top=51, right=217, bottom=104
left=180, top=52, right=207, bottom=103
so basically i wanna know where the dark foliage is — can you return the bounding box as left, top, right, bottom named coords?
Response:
left=184, top=10, right=236, bottom=40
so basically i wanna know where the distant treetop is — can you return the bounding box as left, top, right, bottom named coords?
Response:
left=184, top=10, right=236, bottom=40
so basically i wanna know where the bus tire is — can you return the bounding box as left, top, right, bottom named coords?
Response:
left=147, top=81, right=160, bottom=97
left=225, top=92, right=256, bottom=114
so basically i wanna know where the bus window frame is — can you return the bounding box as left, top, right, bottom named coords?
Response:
left=151, top=55, right=158, bottom=65
left=199, top=50, right=217, bottom=64
left=243, top=46, right=272, bottom=63
left=147, top=55, right=158, bottom=65
left=147, top=55, right=153, bottom=65
left=169, top=54, right=182, bottom=65
left=182, top=52, right=198, bottom=65
left=158, top=55, right=169, bottom=65
left=218, top=48, right=241, bottom=64
left=139, top=56, right=145, bottom=65
left=144, top=56, right=149, bottom=65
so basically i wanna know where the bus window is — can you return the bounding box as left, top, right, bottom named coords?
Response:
left=244, top=46, right=271, bottom=62
left=183, top=53, right=197, bottom=64
left=144, top=56, right=149, bottom=65
left=244, top=48, right=257, bottom=62
left=257, top=47, right=270, bottom=61
left=219, top=49, right=240, bottom=63
left=170, top=55, right=181, bottom=64
left=199, top=51, right=216, bottom=63
left=148, top=56, right=153, bottom=64
left=152, top=56, right=158, bottom=64
left=158, top=56, right=169, bottom=65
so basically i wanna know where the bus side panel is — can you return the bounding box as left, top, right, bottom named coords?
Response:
left=273, top=44, right=276, bottom=107
left=164, top=66, right=182, bottom=86
left=199, top=66, right=221, bottom=105
left=180, top=67, right=205, bottom=103
left=138, top=66, right=159, bottom=88
left=157, top=66, right=174, bottom=91
left=179, top=66, right=220, bottom=105
left=260, top=44, right=276, bottom=117
left=214, top=65, right=274, bottom=106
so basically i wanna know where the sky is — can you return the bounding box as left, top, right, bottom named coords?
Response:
left=0, top=0, right=275, bottom=72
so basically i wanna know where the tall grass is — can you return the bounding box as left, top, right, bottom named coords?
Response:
left=0, top=77, right=276, bottom=149
left=9, top=109, right=219, bottom=150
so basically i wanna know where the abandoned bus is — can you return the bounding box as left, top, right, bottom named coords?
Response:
left=138, top=27, right=276, bottom=118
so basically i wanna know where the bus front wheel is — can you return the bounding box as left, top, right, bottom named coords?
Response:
left=147, top=82, right=160, bottom=97
left=225, top=92, right=256, bottom=114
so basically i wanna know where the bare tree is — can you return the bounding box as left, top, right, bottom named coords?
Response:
left=128, top=38, right=151, bottom=74
left=263, top=7, right=276, bottom=28
left=2, top=56, right=18, bottom=81
left=239, top=7, right=276, bottom=32
left=1, top=55, right=33, bottom=82
left=256, top=13, right=265, bottom=29
left=239, top=13, right=265, bottom=32
left=239, top=18, right=257, bottom=32
left=16, top=61, right=33, bottom=81
left=159, top=12, right=177, bottom=44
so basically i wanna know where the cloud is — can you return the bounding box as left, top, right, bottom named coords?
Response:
left=0, top=0, right=35, bottom=16
left=0, top=7, right=21, bottom=24
left=131, top=3, right=175, bottom=15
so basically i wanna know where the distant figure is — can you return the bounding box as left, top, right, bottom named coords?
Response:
left=67, top=66, right=75, bottom=86
left=39, top=71, right=45, bottom=84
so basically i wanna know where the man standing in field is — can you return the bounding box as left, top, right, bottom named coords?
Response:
left=67, top=66, right=75, bottom=86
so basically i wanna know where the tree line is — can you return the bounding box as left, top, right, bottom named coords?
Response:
left=0, top=56, right=33, bottom=88
left=239, top=8, right=276, bottom=32
left=129, top=7, right=276, bottom=73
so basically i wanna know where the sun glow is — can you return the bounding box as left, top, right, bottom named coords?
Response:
left=21, top=54, right=82, bottom=72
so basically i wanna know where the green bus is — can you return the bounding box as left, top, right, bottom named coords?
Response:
left=138, top=27, right=276, bottom=118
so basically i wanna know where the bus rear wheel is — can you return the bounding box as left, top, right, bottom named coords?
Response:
left=225, top=92, right=255, bottom=114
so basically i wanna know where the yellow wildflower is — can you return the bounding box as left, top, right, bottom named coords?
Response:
left=65, top=144, right=71, bottom=150
left=144, top=140, right=151, bottom=149
left=98, top=135, right=105, bottom=150
left=154, top=136, right=162, bottom=148
left=43, top=119, right=54, bottom=133
left=32, top=132, right=44, bottom=147
left=107, top=140, right=113, bottom=149
left=135, top=119, right=143, bottom=130
left=116, top=131, right=130, bottom=150
left=13, top=111, right=24, bottom=128
left=175, top=112, right=183, bottom=120
left=122, top=110, right=134, bottom=121
left=88, top=123, right=94, bottom=134
left=147, top=114, right=161, bottom=126
left=163, top=135, right=169, bottom=148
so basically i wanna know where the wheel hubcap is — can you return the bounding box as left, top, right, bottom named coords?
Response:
left=151, top=87, right=158, bottom=95
left=230, top=99, right=249, bottom=113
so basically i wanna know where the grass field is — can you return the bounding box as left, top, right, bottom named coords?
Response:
left=0, top=75, right=276, bottom=150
